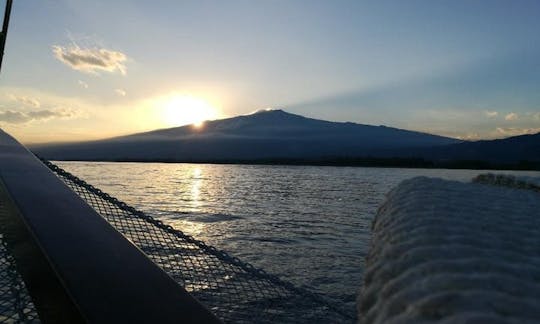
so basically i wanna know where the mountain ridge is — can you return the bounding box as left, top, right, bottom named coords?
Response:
left=29, top=109, right=540, bottom=168
left=112, top=109, right=457, bottom=143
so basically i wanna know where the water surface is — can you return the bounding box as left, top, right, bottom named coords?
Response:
left=56, top=162, right=540, bottom=310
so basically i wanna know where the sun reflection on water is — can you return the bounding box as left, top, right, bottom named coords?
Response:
left=191, top=167, right=202, bottom=209
left=175, top=220, right=206, bottom=237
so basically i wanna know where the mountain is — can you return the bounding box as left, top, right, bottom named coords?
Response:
left=415, top=132, right=540, bottom=164
left=31, top=109, right=460, bottom=162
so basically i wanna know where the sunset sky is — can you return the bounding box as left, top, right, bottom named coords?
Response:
left=1, top=0, right=539, bottom=143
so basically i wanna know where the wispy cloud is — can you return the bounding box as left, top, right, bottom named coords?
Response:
left=450, top=133, right=482, bottom=141
left=52, top=45, right=128, bottom=75
left=484, top=110, right=498, bottom=118
left=534, top=112, right=540, bottom=120
left=0, top=109, right=75, bottom=124
left=504, top=112, right=518, bottom=121
left=9, top=95, right=40, bottom=108
left=115, top=88, right=126, bottom=96
left=455, top=133, right=481, bottom=140
left=78, top=80, right=89, bottom=89
left=496, top=127, right=540, bottom=137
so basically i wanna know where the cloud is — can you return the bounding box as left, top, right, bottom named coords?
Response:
left=52, top=45, right=128, bottom=75
left=115, top=88, right=126, bottom=96
left=504, top=112, right=518, bottom=121
left=456, top=133, right=482, bottom=140
left=534, top=112, right=540, bottom=120
left=484, top=110, right=498, bottom=118
left=78, top=80, right=89, bottom=89
left=0, top=109, right=75, bottom=124
left=496, top=127, right=540, bottom=137
left=10, top=95, right=40, bottom=108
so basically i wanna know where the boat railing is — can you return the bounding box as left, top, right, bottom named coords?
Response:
left=0, top=129, right=355, bottom=323
left=0, top=129, right=221, bottom=323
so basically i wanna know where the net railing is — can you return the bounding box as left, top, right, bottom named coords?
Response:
left=0, top=207, right=40, bottom=323
left=41, top=159, right=355, bottom=323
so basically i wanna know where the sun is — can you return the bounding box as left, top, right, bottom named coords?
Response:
left=160, top=94, right=219, bottom=128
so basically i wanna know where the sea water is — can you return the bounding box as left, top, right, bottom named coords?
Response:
left=56, top=162, right=540, bottom=312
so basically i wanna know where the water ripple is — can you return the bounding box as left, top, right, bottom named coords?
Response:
left=55, top=161, right=540, bottom=314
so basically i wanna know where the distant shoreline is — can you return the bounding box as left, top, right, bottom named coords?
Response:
left=46, top=156, right=540, bottom=171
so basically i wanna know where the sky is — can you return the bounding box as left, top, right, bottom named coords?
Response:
left=0, top=0, right=539, bottom=143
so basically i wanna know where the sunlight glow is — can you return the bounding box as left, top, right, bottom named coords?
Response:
left=159, top=94, right=219, bottom=127
left=193, top=120, right=204, bottom=128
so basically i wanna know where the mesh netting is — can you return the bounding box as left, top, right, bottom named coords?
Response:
left=0, top=205, right=40, bottom=323
left=42, top=160, right=355, bottom=323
